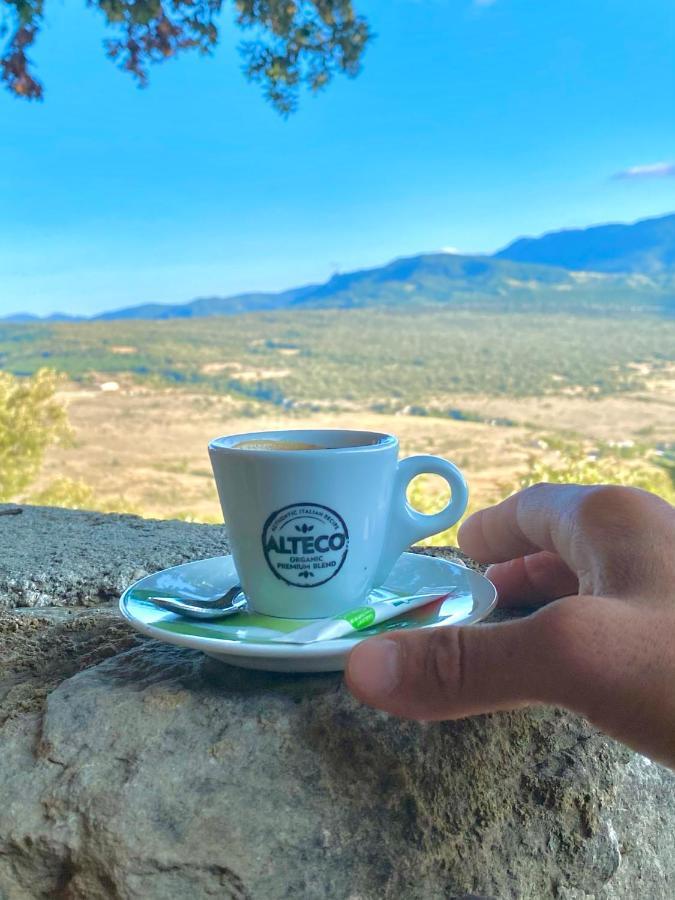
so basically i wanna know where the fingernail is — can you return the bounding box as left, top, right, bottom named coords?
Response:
left=347, top=638, right=401, bottom=700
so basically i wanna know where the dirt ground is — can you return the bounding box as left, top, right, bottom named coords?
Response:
left=31, top=385, right=675, bottom=525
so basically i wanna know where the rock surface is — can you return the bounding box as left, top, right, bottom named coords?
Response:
left=0, top=504, right=229, bottom=609
left=0, top=507, right=674, bottom=899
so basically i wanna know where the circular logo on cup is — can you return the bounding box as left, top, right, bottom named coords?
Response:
left=262, top=503, right=349, bottom=588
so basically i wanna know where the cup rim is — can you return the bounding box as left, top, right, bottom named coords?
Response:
left=208, top=429, right=397, bottom=456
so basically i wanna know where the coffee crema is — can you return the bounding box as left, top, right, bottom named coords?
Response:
left=232, top=439, right=324, bottom=452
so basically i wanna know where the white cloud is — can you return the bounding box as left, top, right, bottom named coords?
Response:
left=441, top=246, right=461, bottom=254
left=613, top=161, right=675, bottom=180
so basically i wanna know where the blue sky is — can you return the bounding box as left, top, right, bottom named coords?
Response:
left=2, top=0, right=675, bottom=316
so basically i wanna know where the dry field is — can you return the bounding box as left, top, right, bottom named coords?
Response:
left=32, top=382, right=675, bottom=536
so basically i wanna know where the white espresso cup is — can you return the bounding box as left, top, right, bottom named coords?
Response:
left=209, top=429, right=468, bottom=619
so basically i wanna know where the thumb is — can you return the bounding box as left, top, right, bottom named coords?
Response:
left=345, top=597, right=675, bottom=765
left=345, top=614, right=555, bottom=721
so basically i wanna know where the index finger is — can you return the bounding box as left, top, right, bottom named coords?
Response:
left=458, top=482, right=675, bottom=600
left=457, top=483, right=588, bottom=567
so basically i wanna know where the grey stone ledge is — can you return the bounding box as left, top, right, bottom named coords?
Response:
left=0, top=506, right=673, bottom=899
left=0, top=503, right=230, bottom=609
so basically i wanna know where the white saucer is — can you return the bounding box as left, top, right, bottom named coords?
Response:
left=119, top=552, right=497, bottom=673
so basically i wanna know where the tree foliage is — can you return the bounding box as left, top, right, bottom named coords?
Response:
left=0, top=368, right=70, bottom=502
left=1, top=0, right=370, bottom=113
left=514, top=438, right=675, bottom=505
left=29, top=474, right=141, bottom=514
left=407, top=440, right=675, bottom=549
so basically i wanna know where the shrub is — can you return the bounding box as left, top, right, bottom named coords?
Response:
left=0, top=369, right=70, bottom=501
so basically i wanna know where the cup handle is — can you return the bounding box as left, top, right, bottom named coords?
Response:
left=375, top=456, right=468, bottom=583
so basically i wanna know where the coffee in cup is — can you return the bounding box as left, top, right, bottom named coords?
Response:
left=232, top=438, right=324, bottom=452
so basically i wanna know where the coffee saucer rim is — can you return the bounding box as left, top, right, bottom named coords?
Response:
left=119, top=552, right=497, bottom=661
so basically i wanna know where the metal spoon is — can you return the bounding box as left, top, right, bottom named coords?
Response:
left=146, top=584, right=247, bottom=620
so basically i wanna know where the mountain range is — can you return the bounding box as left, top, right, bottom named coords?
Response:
left=4, top=212, right=675, bottom=322
left=496, top=212, right=675, bottom=274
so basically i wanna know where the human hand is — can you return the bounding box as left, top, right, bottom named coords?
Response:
left=346, top=484, right=675, bottom=767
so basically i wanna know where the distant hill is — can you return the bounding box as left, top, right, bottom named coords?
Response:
left=3, top=212, right=675, bottom=322
left=93, top=289, right=319, bottom=321
left=495, top=212, right=675, bottom=274
left=2, top=312, right=83, bottom=323
left=76, top=253, right=675, bottom=319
